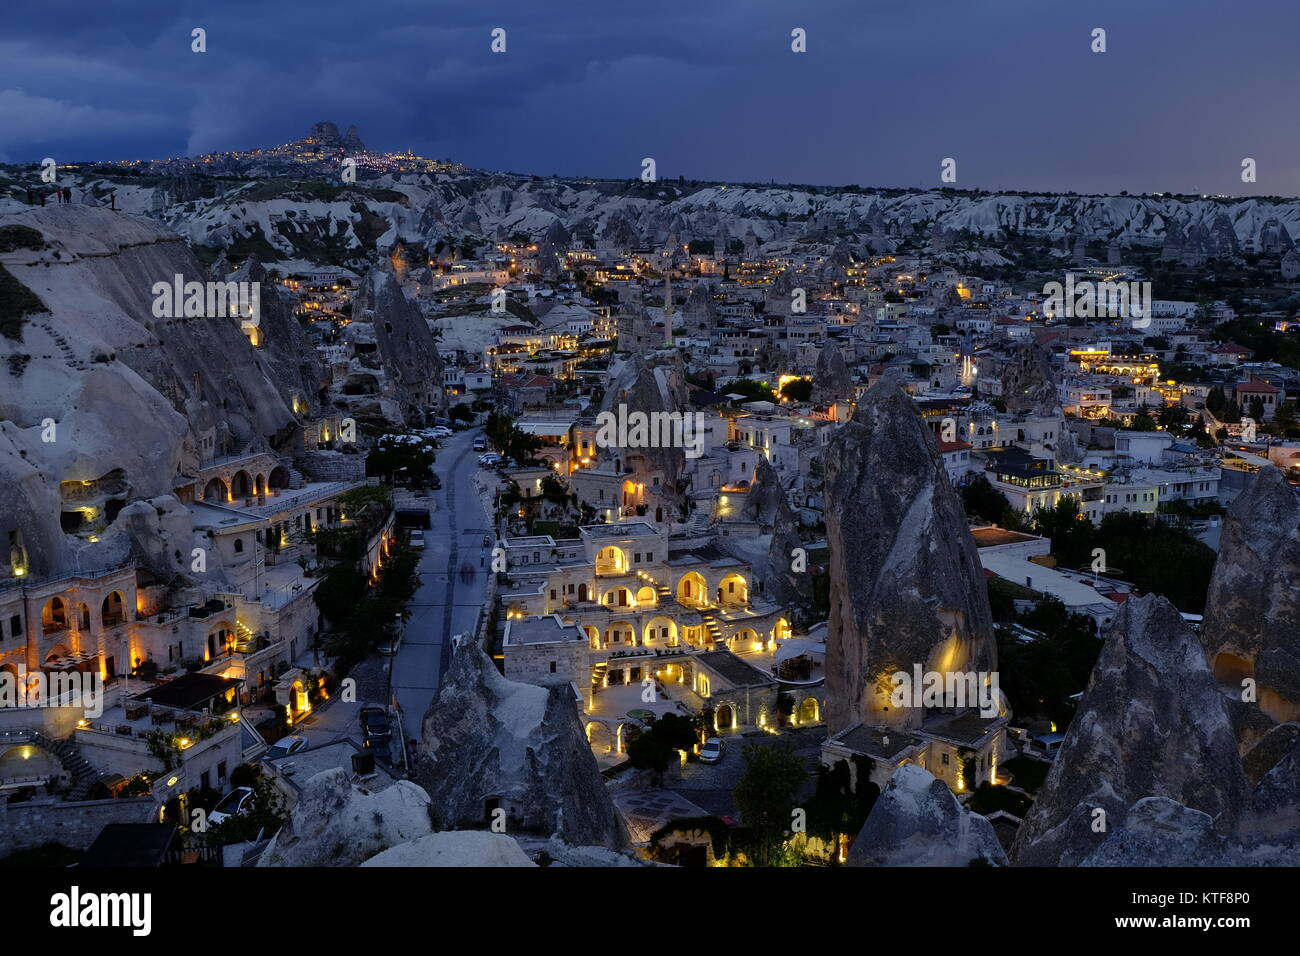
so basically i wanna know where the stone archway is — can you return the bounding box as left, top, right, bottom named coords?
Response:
left=676, top=571, right=708, bottom=608
left=643, top=616, right=678, bottom=647
left=728, top=627, right=761, bottom=653
left=595, top=546, right=628, bottom=575
left=799, top=697, right=820, bottom=724
left=41, top=597, right=68, bottom=633
left=101, top=592, right=126, bottom=627
left=203, top=477, right=228, bottom=502
left=718, top=573, right=749, bottom=608
left=715, top=703, right=735, bottom=732
left=230, top=470, right=252, bottom=499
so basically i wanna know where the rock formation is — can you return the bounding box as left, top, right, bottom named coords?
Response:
left=1011, top=595, right=1248, bottom=866
left=1200, top=466, right=1300, bottom=731
left=810, top=340, right=855, bottom=407
left=595, top=352, right=687, bottom=511
left=348, top=261, right=444, bottom=423
left=361, top=830, right=536, bottom=867
left=0, top=205, right=306, bottom=579
left=1000, top=343, right=1063, bottom=417
left=415, top=639, right=626, bottom=849
left=729, top=459, right=814, bottom=624
left=259, top=768, right=434, bottom=867
left=846, top=764, right=1007, bottom=866
left=1079, top=797, right=1245, bottom=867
left=822, top=376, right=996, bottom=734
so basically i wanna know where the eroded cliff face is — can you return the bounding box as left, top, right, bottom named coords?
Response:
left=1200, top=466, right=1300, bottom=731
left=349, top=261, right=444, bottom=424
left=1011, top=595, right=1249, bottom=867
left=1000, top=344, right=1063, bottom=418
left=847, top=764, right=1007, bottom=867
left=596, top=353, right=687, bottom=508
left=731, top=459, right=814, bottom=625
left=822, top=376, right=996, bottom=734
left=415, top=639, right=626, bottom=849
left=810, top=340, right=854, bottom=407
left=258, top=768, right=434, bottom=867
left=0, top=205, right=313, bottom=578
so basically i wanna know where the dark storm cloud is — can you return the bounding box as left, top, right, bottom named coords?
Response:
left=2, top=0, right=1299, bottom=195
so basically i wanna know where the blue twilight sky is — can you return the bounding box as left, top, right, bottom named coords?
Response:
left=1, top=0, right=1298, bottom=196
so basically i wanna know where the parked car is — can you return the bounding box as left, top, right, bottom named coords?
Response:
left=428, top=474, right=442, bottom=490
left=699, top=737, right=726, bottom=764
left=360, top=705, right=392, bottom=743
left=473, top=437, right=487, bottom=451
left=1027, top=732, right=1065, bottom=761
left=264, top=735, right=308, bottom=760
left=409, top=530, right=426, bottom=549
left=477, top=453, right=502, bottom=467
left=430, top=425, right=452, bottom=438
left=209, top=786, right=254, bottom=825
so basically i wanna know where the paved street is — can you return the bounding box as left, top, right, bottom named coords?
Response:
left=293, top=427, right=495, bottom=767
left=391, top=427, right=495, bottom=748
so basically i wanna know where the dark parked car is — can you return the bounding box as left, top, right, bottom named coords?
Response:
left=360, top=705, right=391, bottom=741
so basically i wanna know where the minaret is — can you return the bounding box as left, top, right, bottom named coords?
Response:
left=662, top=255, right=674, bottom=344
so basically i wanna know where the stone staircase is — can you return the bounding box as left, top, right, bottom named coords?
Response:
left=234, top=619, right=257, bottom=652
left=688, top=511, right=712, bottom=534
left=37, top=321, right=87, bottom=370
left=701, top=612, right=723, bottom=646
left=286, top=467, right=305, bottom=490
left=29, top=731, right=109, bottom=801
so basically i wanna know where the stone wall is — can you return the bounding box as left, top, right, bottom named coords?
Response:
left=0, top=795, right=155, bottom=857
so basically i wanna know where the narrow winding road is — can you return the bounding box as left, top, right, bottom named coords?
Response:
left=390, top=428, right=494, bottom=741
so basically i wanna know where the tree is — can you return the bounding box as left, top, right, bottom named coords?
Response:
left=722, top=378, right=778, bottom=405
left=1158, top=403, right=1189, bottom=430
left=1030, top=497, right=1094, bottom=569
left=1130, top=411, right=1159, bottom=432
left=780, top=378, right=813, bottom=403
left=733, top=743, right=806, bottom=866
left=366, top=433, right=436, bottom=486
left=626, top=713, right=697, bottom=786
left=484, top=411, right=543, bottom=464
left=961, top=475, right=1023, bottom=529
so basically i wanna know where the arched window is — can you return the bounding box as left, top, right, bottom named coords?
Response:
left=101, top=591, right=126, bottom=628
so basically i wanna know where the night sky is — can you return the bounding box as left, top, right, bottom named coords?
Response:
left=2, top=0, right=1298, bottom=196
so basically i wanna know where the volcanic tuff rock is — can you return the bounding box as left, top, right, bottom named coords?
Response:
left=810, top=339, right=854, bottom=407
left=258, top=768, right=434, bottom=867
left=1011, top=595, right=1248, bottom=866
left=348, top=260, right=444, bottom=423
left=1000, top=343, right=1063, bottom=417
left=728, top=459, right=814, bottom=624
left=0, top=205, right=309, bottom=579
left=596, top=352, right=687, bottom=500
left=1199, top=465, right=1300, bottom=730
left=846, top=764, right=1007, bottom=867
left=415, top=640, right=626, bottom=849
left=360, top=830, right=536, bottom=867
left=822, top=376, right=996, bottom=734
left=1079, top=798, right=1245, bottom=867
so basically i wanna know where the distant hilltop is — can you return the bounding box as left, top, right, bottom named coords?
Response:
left=304, top=121, right=365, bottom=152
